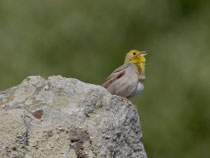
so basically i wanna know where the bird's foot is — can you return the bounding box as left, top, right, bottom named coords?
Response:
left=118, top=96, right=129, bottom=102
left=118, top=96, right=136, bottom=108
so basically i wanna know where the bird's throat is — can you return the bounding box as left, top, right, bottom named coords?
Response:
left=135, top=62, right=145, bottom=78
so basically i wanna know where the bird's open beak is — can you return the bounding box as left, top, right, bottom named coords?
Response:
left=138, top=51, right=147, bottom=56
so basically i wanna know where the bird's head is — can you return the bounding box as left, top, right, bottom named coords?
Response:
left=124, top=50, right=147, bottom=64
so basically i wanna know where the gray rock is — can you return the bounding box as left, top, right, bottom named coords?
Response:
left=0, top=76, right=147, bottom=158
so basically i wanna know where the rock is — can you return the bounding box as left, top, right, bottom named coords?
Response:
left=0, top=76, right=147, bottom=158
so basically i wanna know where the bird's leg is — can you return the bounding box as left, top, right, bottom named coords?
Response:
left=118, top=96, right=136, bottom=108
left=118, top=96, right=129, bottom=102
left=132, top=104, right=136, bottom=108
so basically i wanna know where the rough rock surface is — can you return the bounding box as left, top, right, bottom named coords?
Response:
left=0, top=76, right=147, bottom=158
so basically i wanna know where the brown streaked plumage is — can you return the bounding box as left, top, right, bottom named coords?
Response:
left=102, top=64, right=128, bottom=89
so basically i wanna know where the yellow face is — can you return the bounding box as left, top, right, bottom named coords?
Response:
left=124, top=50, right=147, bottom=64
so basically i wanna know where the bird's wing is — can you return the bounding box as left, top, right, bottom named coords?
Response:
left=102, top=63, right=130, bottom=88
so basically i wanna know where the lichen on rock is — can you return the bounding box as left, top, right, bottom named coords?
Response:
left=0, top=75, right=147, bottom=158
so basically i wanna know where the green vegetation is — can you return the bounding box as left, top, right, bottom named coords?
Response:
left=0, top=0, right=210, bottom=157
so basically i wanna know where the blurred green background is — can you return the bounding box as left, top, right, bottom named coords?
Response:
left=0, top=0, right=210, bottom=157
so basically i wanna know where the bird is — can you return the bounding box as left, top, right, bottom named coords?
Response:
left=102, top=50, right=147, bottom=99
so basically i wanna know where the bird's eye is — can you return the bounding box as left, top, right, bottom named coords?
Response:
left=133, top=52, right=136, bottom=55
